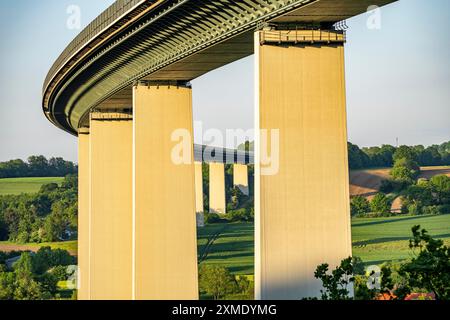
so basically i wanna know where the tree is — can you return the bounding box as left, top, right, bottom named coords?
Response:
left=199, top=265, right=236, bottom=300
left=393, top=226, right=450, bottom=300
left=429, top=175, right=450, bottom=205
left=350, top=196, right=370, bottom=216
left=393, top=145, right=417, bottom=163
left=0, top=156, right=77, bottom=178
left=39, top=183, right=59, bottom=194
left=32, top=247, right=75, bottom=274
left=313, top=257, right=354, bottom=300
left=390, top=157, right=420, bottom=183
left=0, top=271, right=16, bottom=300
left=60, top=174, right=78, bottom=191
left=27, top=155, right=49, bottom=177
left=348, top=143, right=370, bottom=169
left=13, top=252, right=44, bottom=300
left=370, top=193, right=391, bottom=214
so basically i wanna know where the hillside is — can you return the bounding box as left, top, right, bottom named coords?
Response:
left=349, top=165, right=450, bottom=200
left=196, top=214, right=450, bottom=276
left=0, top=177, right=65, bottom=195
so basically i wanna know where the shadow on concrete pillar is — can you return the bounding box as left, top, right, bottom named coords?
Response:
left=133, top=83, right=198, bottom=299
left=89, top=112, right=133, bottom=300
left=254, top=29, right=352, bottom=300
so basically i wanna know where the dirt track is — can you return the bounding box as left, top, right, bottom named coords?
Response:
left=0, top=243, right=77, bottom=256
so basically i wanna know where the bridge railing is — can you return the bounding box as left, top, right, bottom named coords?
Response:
left=259, top=29, right=346, bottom=45
left=43, top=0, right=146, bottom=93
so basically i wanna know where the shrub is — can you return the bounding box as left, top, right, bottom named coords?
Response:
left=204, top=212, right=222, bottom=224
left=421, top=205, right=441, bottom=216
left=313, top=257, right=354, bottom=300
left=379, top=179, right=409, bottom=193
left=226, top=208, right=253, bottom=222
left=350, top=196, right=370, bottom=216
left=370, top=193, right=391, bottom=215
left=390, top=157, right=420, bottom=183
left=406, top=203, right=420, bottom=215
left=198, top=265, right=237, bottom=300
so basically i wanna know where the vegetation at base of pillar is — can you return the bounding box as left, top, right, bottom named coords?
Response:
left=0, top=175, right=78, bottom=243
left=0, top=156, right=77, bottom=179
left=0, top=246, right=76, bottom=300
left=312, top=226, right=450, bottom=300
left=198, top=264, right=253, bottom=300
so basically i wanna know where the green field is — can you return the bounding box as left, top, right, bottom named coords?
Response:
left=0, top=177, right=64, bottom=195
left=197, top=214, right=450, bottom=276
left=1, top=214, right=448, bottom=277
left=198, top=222, right=254, bottom=275
left=352, top=214, right=450, bottom=265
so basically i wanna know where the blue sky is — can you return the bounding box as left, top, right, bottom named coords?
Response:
left=0, top=0, right=449, bottom=162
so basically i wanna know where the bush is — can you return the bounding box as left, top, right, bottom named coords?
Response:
left=379, top=179, right=409, bottom=193
left=204, top=212, right=222, bottom=224
left=438, top=204, right=450, bottom=214
left=370, top=193, right=391, bottom=215
left=226, top=208, right=253, bottom=222
left=390, top=157, right=420, bottom=184
left=421, top=205, right=441, bottom=216
left=406, top=203, right=420, bottom=215
left=350, top=196, right=370, bottom=216
left=32, top=247, right=75, bottom=275
left=199, top=265, right=237, bottom=300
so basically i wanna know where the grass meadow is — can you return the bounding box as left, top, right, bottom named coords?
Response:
left=0, top=177, right=64, bottom=195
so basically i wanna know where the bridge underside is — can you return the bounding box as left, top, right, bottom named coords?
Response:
left=43, top=0, right=395, bottom=134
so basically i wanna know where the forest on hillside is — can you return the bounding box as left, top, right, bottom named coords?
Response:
left=348, top=141, right=450, bottom=169
left=0, top=156, right=77, bottom=179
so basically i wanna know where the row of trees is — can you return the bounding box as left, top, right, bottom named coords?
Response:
left=0, top=156, right=77, bottom=178
left=0, top=175, right=78, bottom=243
left=348, top=141, right=450, bottom=170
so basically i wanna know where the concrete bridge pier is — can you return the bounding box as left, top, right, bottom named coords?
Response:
left=77, top=127, right=90, bottom=300
left=194, top=161, right=205, bottom=227
left=254, top=29, right=352, bottom=300
left=133, top=83, right=198, bottom=299
left=209, top=162, right=226, bottom=214
left=233, top=163, right=249, bottom=196
left=89, top=112, right=133, bottom=300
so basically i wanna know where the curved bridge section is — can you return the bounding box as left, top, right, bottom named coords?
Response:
left=43, top=0, right=394, bottom=135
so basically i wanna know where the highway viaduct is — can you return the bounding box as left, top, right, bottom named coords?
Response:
left=43, top=0, right=396, bottom=300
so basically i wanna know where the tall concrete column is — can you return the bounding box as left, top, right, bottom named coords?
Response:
left=233, top=163, right=249, bottom=196
left=209, top=162, right=226, bottom=214
left=194, top=161, right=205, bottom=227
left=89, top=112, right=133, bottom=300
left=133, top=83, right=198, bottom=299
left=77, top=127, right=90, bottom=300
left=254, top=29, right=352, bottom=299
